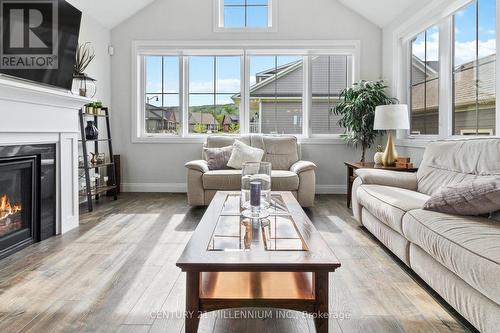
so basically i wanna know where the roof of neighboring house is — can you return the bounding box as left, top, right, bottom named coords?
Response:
left=233, top=56, right=349, bottom=101
left=145, top=103, right=178, bottom=122
left=412, top=54, right=496, bottom=112
left=188, top=112, right=216, bottom=125
left=223, top=114, right=239, bottom=124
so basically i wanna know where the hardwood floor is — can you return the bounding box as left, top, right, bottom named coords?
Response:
left=0, top=193, right=473, bottom=333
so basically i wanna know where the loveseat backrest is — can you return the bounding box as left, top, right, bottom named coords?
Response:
left=203, top=135, right=301, bottom=170
left=417, top=138, right=500, bottom=195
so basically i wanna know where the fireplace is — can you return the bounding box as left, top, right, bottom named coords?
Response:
left=0, top=145, right=56, bottom=259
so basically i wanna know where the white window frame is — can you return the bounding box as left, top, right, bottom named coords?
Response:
left=395, top=0, right=500, bottom=146
left=131, top=40, right=360, bottom=143
left=214, top=0, right=278, bottom=32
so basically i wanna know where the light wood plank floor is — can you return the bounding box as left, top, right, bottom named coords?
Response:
left=0, top=193, right=474, bottom=333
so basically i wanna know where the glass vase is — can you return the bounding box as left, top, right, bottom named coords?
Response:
left=241, top=162, right=272, bottom=211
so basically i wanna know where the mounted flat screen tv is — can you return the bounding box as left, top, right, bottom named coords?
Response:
left=0, top=0, right=82, bottom=90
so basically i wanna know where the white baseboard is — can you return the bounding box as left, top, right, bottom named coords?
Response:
left=121, top=183, right=346, bottom=194
left=315, top=185, right=347, bottom=194
left=121, top=183, right=187, bottom=193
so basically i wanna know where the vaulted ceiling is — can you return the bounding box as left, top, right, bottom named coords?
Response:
left=67, top=0, right=420, bottom=30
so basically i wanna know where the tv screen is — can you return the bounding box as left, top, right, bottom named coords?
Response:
left=0, top=0, right=82, bottom=90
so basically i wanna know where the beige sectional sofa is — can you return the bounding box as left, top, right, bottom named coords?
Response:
left=352, top=138, right=500, bottom=332
left=185, top=135, right=317, bottom=207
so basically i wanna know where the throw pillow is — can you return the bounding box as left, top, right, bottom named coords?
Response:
left=204, top=146, right=233, bottom=170
left=227, top=140, right=264, bottom=169
left=423, top=177, right=500, bottom=216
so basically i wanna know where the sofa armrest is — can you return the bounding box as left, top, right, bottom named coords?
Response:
left=185, top=160, right=209, bottom=173
left=355, top=169, right=418, bottom=191
left=290, top=160, right=317, bottom=174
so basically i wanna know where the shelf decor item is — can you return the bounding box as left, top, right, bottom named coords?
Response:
left=241, top=162, right=271, bottom=218
left=72, top=43, right=97, bottom=98
left=374, top=104, right=410, bottom=166
left=374, top=145, right=384, bottom=165
left=85, top=121, right=99, bottom=140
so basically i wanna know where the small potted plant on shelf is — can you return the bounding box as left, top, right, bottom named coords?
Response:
left=85, top=102, right=94, bottom=115
left=93, top=101, right=103, bottom=115
left=332, top=80, right=397, bottom=162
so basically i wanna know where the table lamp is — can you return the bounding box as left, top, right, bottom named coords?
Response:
left=374, top=104, right=410, bottom=166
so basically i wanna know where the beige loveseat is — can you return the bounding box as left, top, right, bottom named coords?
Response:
left=352, top=138, right=500, bottom=332
left=185, top=135, right=316, bottom=207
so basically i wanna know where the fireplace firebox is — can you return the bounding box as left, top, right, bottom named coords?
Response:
left=0, top=145, right=56, bottom=259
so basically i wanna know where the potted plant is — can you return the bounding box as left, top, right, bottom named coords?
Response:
left=71, top=42, right=97, bottom=98
left=332, top=80, right=397, bottom=162
left=93, top=101, right=103, bottom=115
left=85, top=102, right=94, bottom=114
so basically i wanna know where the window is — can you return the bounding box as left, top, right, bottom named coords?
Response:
left=249, top=55, right=303, bottom=134
left=216, top=0, right=275, bottom=30
left=188, top=56, right=241, bottom=134
left=311, top=55, right=352, bottom=134
left=145, top=56, right=180, bottom=135
left=410, top=25, right=439, bottom=135
left=135, top=41, right=359, bottom=141
left=453, top=0, right=496, bottom=135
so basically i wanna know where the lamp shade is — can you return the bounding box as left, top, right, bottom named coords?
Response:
left=373, top=104, right=410, bottom=130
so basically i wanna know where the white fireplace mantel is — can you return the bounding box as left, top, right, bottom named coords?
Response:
left=0, top=76, right=91, bottom=234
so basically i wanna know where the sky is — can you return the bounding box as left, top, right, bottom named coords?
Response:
left=146, top=0, right=497, bottom=108
left=413, top=0, right=496, bottom=67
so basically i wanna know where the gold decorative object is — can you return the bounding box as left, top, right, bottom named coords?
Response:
left=381, top=131, right=398, bottom=166
left=373, top=105, right=410, bottom=167
left=374, top=145, right=384, bottom=165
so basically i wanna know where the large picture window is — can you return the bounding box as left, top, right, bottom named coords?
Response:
left=144, top=56, right=180, bottom=134
left=188, top=56, right=241, bottom=134
left=136, top=42, right=359, bottom=141
left=410, top=25, right=439, bottom=135
left=453, top=0, right=496, bottom=135
left=249, top=55, right=303, bottom=134
left=311, top=55, right=352, bottom=135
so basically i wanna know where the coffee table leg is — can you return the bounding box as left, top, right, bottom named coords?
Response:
left=314, top=271, right=329, bottom=333
left=186, top=271, right=200, bottom=333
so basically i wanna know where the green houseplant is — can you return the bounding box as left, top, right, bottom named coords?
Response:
left=332, top=80, right=397, bottom=162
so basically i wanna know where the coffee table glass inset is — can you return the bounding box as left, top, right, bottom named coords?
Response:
left=208, top=193, right=308, bottom=252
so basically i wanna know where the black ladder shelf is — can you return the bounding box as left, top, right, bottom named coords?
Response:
left=78, top=107, right=118, bottom=212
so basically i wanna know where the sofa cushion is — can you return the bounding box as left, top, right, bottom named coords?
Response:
left=202, top=170, right=299, bottom=191
left=203, top=170, right=242, bottom=190
left=227, top=140, right=264, bottom=169
left=262, top=136, right=299, bottom=170
left=403, top=209, right=500, bottom=305
left=417, top=139, right=500, bottom=196
left=357, top=184, right=429, bottom=234
left=204, top=146, right=232, bottom=170
left=271, top=170, right=299, bottom=191
left=423, top=177, right=500, bottom=216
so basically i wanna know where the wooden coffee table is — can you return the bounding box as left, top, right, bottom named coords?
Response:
left=177, top=191, right=341, bottom=333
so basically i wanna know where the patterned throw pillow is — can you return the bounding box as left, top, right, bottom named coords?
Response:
left=424, top=178, right=500, bottom=216
left=227, top=140, right=264, bottom=169
left=204, top=146, right=233, bottom=170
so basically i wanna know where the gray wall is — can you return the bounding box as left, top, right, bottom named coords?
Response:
left=110, top=0, right=383, bottom=193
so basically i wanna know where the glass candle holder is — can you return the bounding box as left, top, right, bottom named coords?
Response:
left=241, top=162, right=272, bottom=211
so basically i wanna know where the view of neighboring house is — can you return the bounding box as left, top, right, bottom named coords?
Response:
left=145, top=103, right=179, bottom=134
left=222, top=114, right=239, bottom=132
left=233, top=55, right=351, bottom=135
left=411, top=54, right=496, bottom=135
left=188, top=112, right=218, bottom=133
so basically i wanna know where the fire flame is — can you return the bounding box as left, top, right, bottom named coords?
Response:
left=0, top=194, right=22, bottom=220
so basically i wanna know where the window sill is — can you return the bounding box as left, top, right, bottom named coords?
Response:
left=132, top=135, right=347, bottom=145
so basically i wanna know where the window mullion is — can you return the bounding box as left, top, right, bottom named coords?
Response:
left=439, top=17, right=453, bottom=137
left=303, top=55, right=311, bottom=138
left=181, top=55, right=189, bottom=137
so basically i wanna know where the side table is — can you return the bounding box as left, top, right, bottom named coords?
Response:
left=345, top=161, right=418, bottom=208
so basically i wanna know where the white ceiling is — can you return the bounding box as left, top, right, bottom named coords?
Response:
left=66, top=0, right=156, bottom=29
left=67, top=0, right=420, bottom=30
left=337, top=0, right=420, bottom=27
